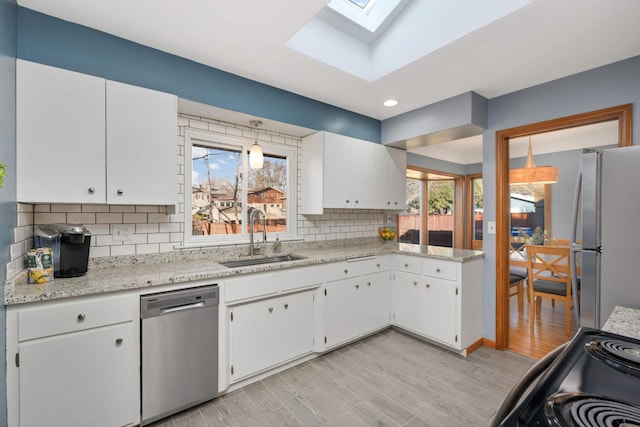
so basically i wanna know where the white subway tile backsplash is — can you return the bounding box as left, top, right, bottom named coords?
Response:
left=148, top=233, right=170, bottom=244
left=33, top=212, right=66, bottom=224
left=136, top=206, right=160, bottom=213
left=96, top=213, right=123, bottom=224
left=123, top=213, right=148, bottom=223
left=136, top=243, right=159, bottom=255
left=110, top=245, right=136, bottom=256
left=82, top=205, right=111, bottom=213
left=33, top=204, right=50, bottom=213
left=148, top=213, right=170, bottom=223
left=89, top=246, right=111, bottom=258
left=51, top=204, right=81, bottom=213
left=67, top=213, right=97, bottom=224
left=109, top=205, right=136, bottom=213
left=136, top=223, right=159, bottom=234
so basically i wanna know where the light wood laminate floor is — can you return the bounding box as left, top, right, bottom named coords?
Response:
left=508, top=290, right=576, bottom=359
left=150, top=329, right=534, bottom=427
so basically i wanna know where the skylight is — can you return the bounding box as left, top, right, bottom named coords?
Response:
left=287, top=0, right=532, bottom=82
left=347, top=0, right=373, bottom=9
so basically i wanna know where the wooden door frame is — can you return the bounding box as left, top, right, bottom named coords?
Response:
left=495, top=104, right=633, bottom=350
left=464, top=173, right=482, bottom=249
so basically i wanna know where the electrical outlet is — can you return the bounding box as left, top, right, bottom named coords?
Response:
left=113, top=225, right=132, bottom=241
left=487, top=221, right=496, bottom=235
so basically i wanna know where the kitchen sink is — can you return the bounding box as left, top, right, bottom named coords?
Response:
left=219, top=254, right=306, bottom=268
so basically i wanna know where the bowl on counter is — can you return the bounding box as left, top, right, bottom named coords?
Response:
left=378, top=227, right=397, bottom=241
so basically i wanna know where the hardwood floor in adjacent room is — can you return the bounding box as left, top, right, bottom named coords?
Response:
left=150, top=329, right=534, bottom=427
left=508, top=292, right=577, bottom=359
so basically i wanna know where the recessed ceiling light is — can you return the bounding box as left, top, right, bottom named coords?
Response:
left=383, top=99, right=398, bottom=107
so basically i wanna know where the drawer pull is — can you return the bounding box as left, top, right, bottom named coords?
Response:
left=284, top=304, right=289, bottom=309
left=436, top=268, right=441, bottom=273
left=88, top=187, right=95, bottom=194
left=268, top=307, right=274, bottom=313
left=376, top=263, right=380, bottom=268
left=355, top=284, right=359, bottom=289
left=115, top=338, right=123, bottom=346
left=344, top=269, right=348, bottom=274
left=117, top=189, right=124, bottom=196
left=367, top=282, right=371, bottom=286
left=426, top=283, right=431, bottom=288
left=404, top=263, right=409, bottom=268
left=77, top=313, right=86, bottom=321
left=413, top=281, right=418, bottom=286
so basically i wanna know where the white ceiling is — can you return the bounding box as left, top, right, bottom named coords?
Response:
left=18, top=0, right=640, bottom=122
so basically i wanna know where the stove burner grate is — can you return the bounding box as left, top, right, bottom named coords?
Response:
left=546, top=393, right=640, bottom=427
left=586, top=339, right=640, bottom=376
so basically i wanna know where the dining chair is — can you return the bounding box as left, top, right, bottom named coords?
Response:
left=526, top=244, right=573, bottom=336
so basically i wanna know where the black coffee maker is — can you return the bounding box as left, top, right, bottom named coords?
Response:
left=34, top=224, right=91, bottom=278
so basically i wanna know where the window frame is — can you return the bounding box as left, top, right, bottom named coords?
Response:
left=184, top=129, right=297, bottom=246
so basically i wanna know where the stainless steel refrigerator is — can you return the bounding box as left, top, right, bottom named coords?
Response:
left=571, top=145, right=640, bottom=328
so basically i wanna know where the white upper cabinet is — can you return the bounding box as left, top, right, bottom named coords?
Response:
left=17, top=60, right=106, bottom=204
left=16, top=60, right=177, bottom=206
left=106, top=80, right=177, bottom=205
left=301, top=131, right=407, bottom=214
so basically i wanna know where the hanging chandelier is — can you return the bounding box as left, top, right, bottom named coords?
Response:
left=509, top=136, right=558, bottom=185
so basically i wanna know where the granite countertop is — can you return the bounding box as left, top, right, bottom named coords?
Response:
left=5, top=241, right=483, bottom=306
left=603, top=306, right=640, bottom=340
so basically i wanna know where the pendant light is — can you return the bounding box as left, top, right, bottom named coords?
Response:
left=249, top=120, right=264, bottom=169
left=509, top=136, right=558, bottom=185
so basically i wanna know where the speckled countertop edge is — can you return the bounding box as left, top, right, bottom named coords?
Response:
left=5, top=242, right=483, bottom=305
left=603, top=306, right=640, bottom=340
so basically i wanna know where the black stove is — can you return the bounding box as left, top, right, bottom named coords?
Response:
left=499, top=328, right=640, bottom=426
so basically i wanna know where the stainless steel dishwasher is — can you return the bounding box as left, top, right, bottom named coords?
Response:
left=140, top=285, right=219, bottom=426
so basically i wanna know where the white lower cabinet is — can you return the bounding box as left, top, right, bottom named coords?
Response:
left=421, top=276, right=458, bottom=346
left=7, top=293, right=138, bottom=427
left=393, top=255, right=483, bottom=353
left=361, top=270, right=392, bottom=334
left=229, top=291, right=314, bottom=381
left=393, top=270, right=422, bottom=333
left=324, top=277, right=363, bottom=348
left=19, top=324, right=134, bottom=427
left=324, top=257, right=392, bottom=348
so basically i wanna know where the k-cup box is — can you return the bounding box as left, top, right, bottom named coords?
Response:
left=27, top=248, right=54, bottom=284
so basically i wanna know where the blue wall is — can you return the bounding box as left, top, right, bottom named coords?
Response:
left=481, top=56, right=640, bottom=341
left=16, top=7, right=381, bottom=143
left=0, top=0, right=17, bottom=424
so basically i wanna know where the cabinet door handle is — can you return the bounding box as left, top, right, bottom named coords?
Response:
left=268, top=307, right=274, bottom=313
left=367, top=282, right=371, bottom=286
left=376, top=263, right=380, bottom=268
left=387, top=201, right=391, bottom=205
left=413, top=281, right=418, bottom=286
left=355, top=284, right=359, bottom=289
left=346, top=200, right=350, bottom=203
left=88, top=187, right=95, bottom=194
left=394, top=201, right=398, bottom=205
left=284, top=303, right=289, bottom=309
left=344, top=269, right=348, bottom=274
left=436, top=268, right=441, bottom=273
left=355, top=200, right=359, bottom=204
left=116, top=189, right=124, bottom=196
left=404, top=263, right=409, bottom=268
left=426, top=283, right=431, bottom=288
left=77, top=313, right=86, bottom=321
left=115, top=338, right=123, bottom=346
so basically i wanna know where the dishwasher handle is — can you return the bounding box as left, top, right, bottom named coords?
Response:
left=160, top=301, right=206, bottom=315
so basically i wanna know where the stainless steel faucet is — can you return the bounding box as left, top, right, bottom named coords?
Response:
left=248, top=208, right=267, bottom=256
